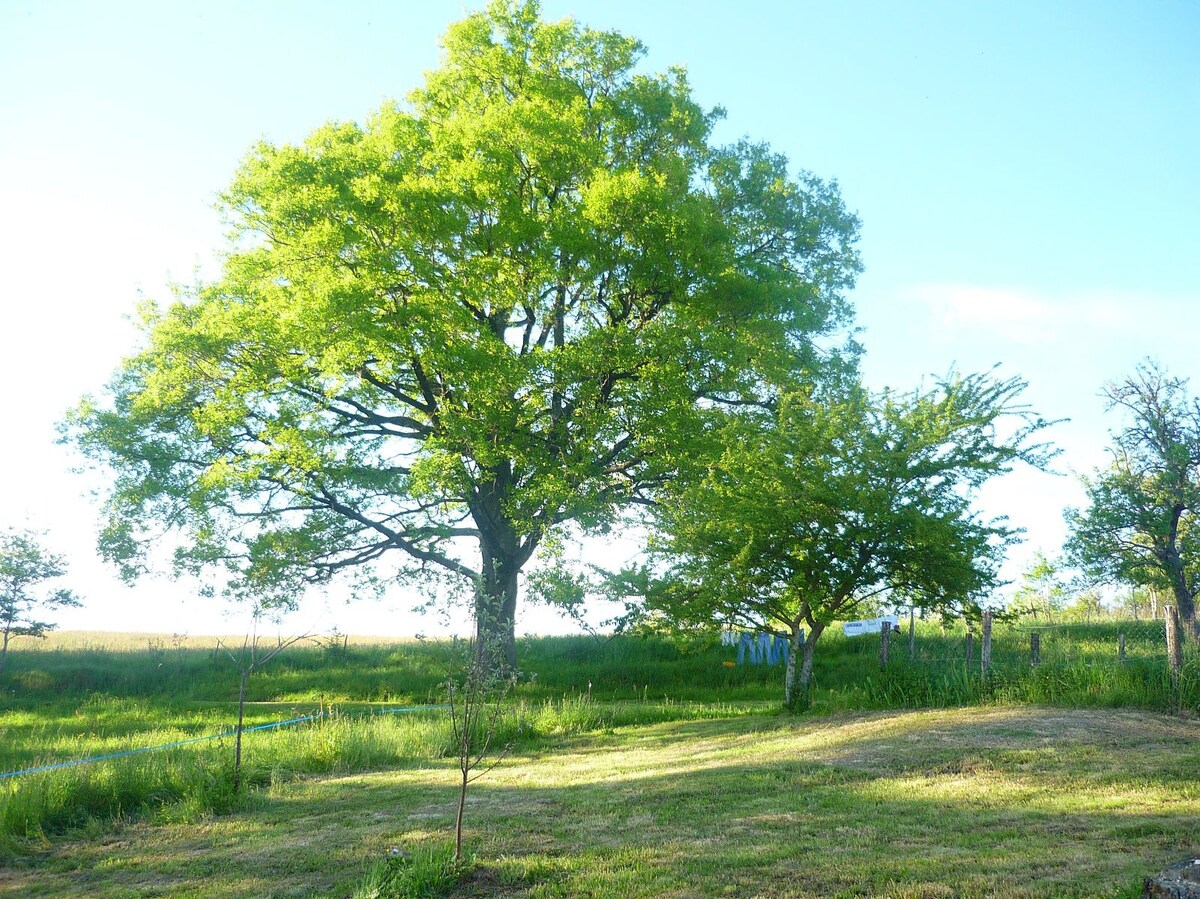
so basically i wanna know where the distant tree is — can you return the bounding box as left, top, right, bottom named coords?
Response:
left=1117, top=585, right=1156, bottom=621
left=1010, top=552, right=1069, bottom=620
left=1063, top=590, right=1107, bottom=623
left=65, top=0, right=860, bottom=673
left=0, top=528, right=81, bottom=674
left=630, top=371, right=1054, bottom=710
left=1065, top=361, right=1200, bottom=634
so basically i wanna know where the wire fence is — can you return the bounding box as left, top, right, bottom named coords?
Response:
left=866, top=607, right=1200, bottom=712
left=0, top=704, right=445, bottom=782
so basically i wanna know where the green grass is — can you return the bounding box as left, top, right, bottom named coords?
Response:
left=1, top=622, right=1197, bottom=875
left=4, top=621, right=1190, bottom=710
left=4, top=706, right=1199, bottom=897
left=2, top=630, right=794, bottom=703
left=351, top=842, right=470, bottom=899
left=0, top=695, right=766, bottom=854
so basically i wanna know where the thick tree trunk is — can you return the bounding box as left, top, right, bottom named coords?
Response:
left=789, top=622, right=824, bottom=712
left=1170, top=581, right=1196, bottom=638
left=1163, top=546, right=1197, bottom=637
left=475, top=551, right=519, bottom=672
left=1163, top=512, right=1197, bottom=636
left=470, top=465, right=533, bottom=673
left=0, top=628, right=9, bottom=675
left=784, top=624, right=806, bottom=710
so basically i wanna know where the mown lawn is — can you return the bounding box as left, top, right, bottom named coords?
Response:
left=3, top=706, right=1198, bottom=898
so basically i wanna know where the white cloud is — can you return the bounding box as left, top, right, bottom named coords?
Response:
left=906, top=283, right=1142, bottom=344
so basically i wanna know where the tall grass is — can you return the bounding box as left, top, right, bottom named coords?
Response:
left=2, top=621, right=1194, bottom=854
left=0, top=695, right=761, bottom=855
left=1, top=632, right=790, bottom=703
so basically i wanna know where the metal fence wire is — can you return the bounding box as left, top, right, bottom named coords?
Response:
left=857, top=609, right=1200, bottom=713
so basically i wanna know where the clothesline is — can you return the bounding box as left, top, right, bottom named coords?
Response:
left=720, top=628, right=802, bottom=666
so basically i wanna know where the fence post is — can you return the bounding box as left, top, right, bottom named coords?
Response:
left=1166, top=606, right=1183, bottom=690
left=981, top=611, right=993, bottom=677
left=1030, top=631, right=1040, bottom=666
left=879, top=624, right=890, bottom=668
left=1118, top=632, right=1126, bottom=662
left=965, top=631, right=974, bottom=665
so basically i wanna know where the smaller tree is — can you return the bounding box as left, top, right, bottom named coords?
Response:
left=217, top=612, right=313, bottom=791
left=445, top=636, right=516, bottom=862
left=1010, top=552, right=1069, bottom=620
left=1065, top=361, right=1200, bottom=633
left=1117, top=585, right=1156, bottom=621
left=637, top=370, right=1053, bottom=710
left=0, top=528, right=81, bottom=674
left=1063, top=590, right=1106, bottom=623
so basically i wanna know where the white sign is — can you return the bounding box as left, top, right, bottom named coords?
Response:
left=842, top=615, right=899, bottom=637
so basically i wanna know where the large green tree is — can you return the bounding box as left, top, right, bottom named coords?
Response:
left=634, top=371, right=1052, bottom=709
left=1065, top=361, right=1200, bottom=632
left=67, top=1, right=860, bottom=668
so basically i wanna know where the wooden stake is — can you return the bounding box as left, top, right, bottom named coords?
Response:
left=981, top=611, right=993, bottom=677
left=879, top=624, right=890, bottom=668
left=1030, top=631, right=1040, bottom=666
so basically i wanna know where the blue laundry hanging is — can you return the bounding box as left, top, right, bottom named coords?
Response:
left=771, top=633, right=790, bottom=666
left=733, top=631, right=798, bottom=666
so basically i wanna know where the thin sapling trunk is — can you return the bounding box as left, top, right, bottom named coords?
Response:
left=447, top=637, right=515, bottom=861
left=219, top=620, right=312, bottom=793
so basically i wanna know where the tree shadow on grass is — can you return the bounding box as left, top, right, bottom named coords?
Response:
left=4, top=707, right=1198, bottom=898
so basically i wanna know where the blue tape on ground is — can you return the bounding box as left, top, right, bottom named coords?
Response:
left=0, top=704, right=445, bottom=781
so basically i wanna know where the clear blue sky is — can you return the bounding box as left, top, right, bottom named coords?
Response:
left=1, top=1, right=1197, bottom=635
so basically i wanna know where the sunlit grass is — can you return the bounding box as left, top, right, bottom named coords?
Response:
left=5, top=707, right=1198, bottom=898
left=2, top=623, right=1196, bottom=861
left=0, top=695, right=765, bottom=853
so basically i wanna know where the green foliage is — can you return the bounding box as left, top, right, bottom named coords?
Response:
left=635, top=369, right=1055, bottom=705
left=1066, top=360, right=1200, bottom=624
left=0, top=528, right=81, bottom=673
left=64, top=0, right=861, bottom=662
left=1010, top=551, right=1070, bottom=620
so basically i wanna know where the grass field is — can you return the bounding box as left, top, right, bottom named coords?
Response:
left=3, top=706, right=1199, bottom=898
left=1, top=624, right=1197, bottom=896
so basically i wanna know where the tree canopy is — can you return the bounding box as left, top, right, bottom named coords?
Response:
left=632, top=370, right=1053, bottom=708
left=1010, top=552, right=1069, bottom=620
left=0, top=528, right=81, bottom=674
left=1065, top=361, right=1200, bottom=631
left=66, top=0, right=861, bottom=667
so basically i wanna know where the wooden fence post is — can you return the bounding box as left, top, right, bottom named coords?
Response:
left=981, top=611, right=993, bottom=677
left=965, top=631, right=974, bottom=665
left=1166, top=606, right=1182, bottom=690
left=879, top=624, right=890, bottom=668
left=1118, top=632, right=1126, bottom=662
left=1030, top=631, right=1040, bottom=666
